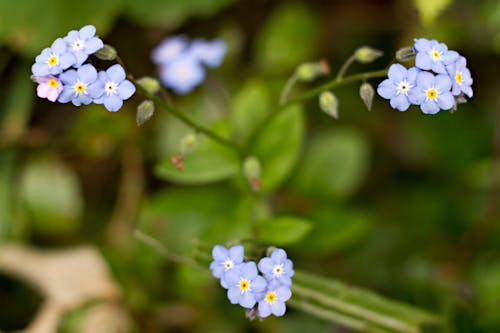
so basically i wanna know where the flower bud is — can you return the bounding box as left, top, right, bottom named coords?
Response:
left=359, top=82, right=375, bottom=111
left=395, top=46, right=415, bottom=62
left=295, top=60, right=330, bottom=82
left=180, top=133, right=199, bottom=155
left=354, top=46, right=383, bottom=64
left=94, top=44, right=117, bottom=61
left=243, top=156, right=262, bottom=192
left=136, top=100, right=155, bottom=126
left=136, top=76, right=160, bottom=94
left=319, top=91, right=339, bottom=119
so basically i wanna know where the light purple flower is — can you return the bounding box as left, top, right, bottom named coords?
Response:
left=226, top=262, right=267, bottom=309
left=258, top=248, right=294, bottom=287
left=158, top=55, right=206, bottom=94
left=414, top=38, right=459, bottom=74
left=189, top=38, right=226, bottom=68
left=151, top=35, right=189, bottom=65
left=94, top=64, right=136, bottom=112
left=63, top=25, right=104, bottom=67
left=377, top=64, right=419, bottom=112
left=257, top=280, right=292, bottom=318
left=33, top=75, right=63, bottom=102
left=446, top=56, right=473, bottom=98
left=57, top=64, right=104, bottom=106
left=408, top=71, right=454, bottom=114
left=209, top=245, right=245, bottom=289
left=31, top=38, right=76, bottom=76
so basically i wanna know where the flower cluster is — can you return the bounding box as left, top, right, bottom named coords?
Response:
left=210, top=245, right=293, bottom=319
left=31, top=25, right=135, bottom=112
left=151, top=36, right=226, bottom=95
left=377, top=38, right=473, bottom=114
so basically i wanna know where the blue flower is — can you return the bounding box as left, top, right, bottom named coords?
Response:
left=414, top=38, right=459, bottom=74
left=408, top=71, right=454, bottom=114
left=32, top=38, right=76, bottom=76
left=63, top=25, right=104, bottom=67
left=226, top=262, right=267, bottom=309
left=158, top=55, right=206, bottom=94
left=209, top=245, right=245, bottom=288
left=57, top=64, right=104, bottom=106
left=151, top=35, right=189, bottom=65
left=257, top=248, right=294, bottom=287
left=190, top=38, right=226, bottom=68
left=446, top=56, right=473, bottom=98
left=257, top=280, right=292, bottom=318
left=94, top=64, right=136, bottom=112
left=377, top=64, right=420, bottom=112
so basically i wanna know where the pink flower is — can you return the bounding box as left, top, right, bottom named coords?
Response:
left=33, top=75, right=63, bottom=102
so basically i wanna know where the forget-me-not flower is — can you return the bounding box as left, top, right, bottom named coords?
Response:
left=94, top=64, right=136, bottom=112
left=377, top=64, right=420, bottom=112
left=190, top=38, right=226, bottom=68
left=32, top=38, right=76, bottom=76
left=57, top=64, right=104, bottom=106
left=226, top=261, right=267, bottom=309
left=258, top=248, right=294, bottom=287
left=257, top=280, right=292, bottom=318
left=409, top=71, right=454, bottom=114
left=33, top=75, right=63, bottom=102
left=151, top=35, right=189, bottom=65
left=63, top=25, right=104, bottom=67
left=414, top=38, right=459, bottom=74
left=446, top=56, right=473, bottom=98
left=159, top=55, right=206, bottom=95
left=210, top=245, right=245, bottom=288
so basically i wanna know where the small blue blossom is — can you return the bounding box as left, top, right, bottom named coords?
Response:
left=408, top=71, right=454, bottom=114
left=414, top=38, right=459, bottom=74
left=63, top=25, right=104, bottom=67
left=32, top=38, right=76, bottom=76
left=377, top=64, right=419, bottom=112
left=446, top=56, right=473, bottom=98
left=226, top=262, right=267, bottom=309
left=257, top=248, right=294, bottom=287
left=210, top=245, right=245, bottom=289
left=57, top=64, right=104, bottom=106
left=257, top=280, right=292, bottom=318
left=94, top=64, right=136, bottom=112
left=190, top=38, right=226, bottom=68
left=158, top=55, right=206, bottom=95
left=151, top=35, right=189, bottom=65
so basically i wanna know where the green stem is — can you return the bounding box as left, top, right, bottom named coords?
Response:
left=279, top=72, right=298, bottom=105
left=336, top=53, right=357, bottom=81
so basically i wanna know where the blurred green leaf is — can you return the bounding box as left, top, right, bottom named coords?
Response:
left=251, top=105, right=305, bottom=191
left=255, top=216, right=312, bottom=245
left=292, top=127, right=370, bottom=200
left=413, top=0, right=454, bottom=26
left=473, top=259, right=500, bottom=329
left=19, top=157, right=83, bottom=236
left=461, top=158, right=500, bottom=190
left=255, top=3, right=321, bottom=72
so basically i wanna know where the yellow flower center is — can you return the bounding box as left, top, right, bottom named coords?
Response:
left=73, top=82, right=87, bottom=94
left=426, top=88, right=438, bottom=100
left=239, top=279, right=250, bottom=292
left=48, top=79, right=58, bottom=88
left=265, top=291, right=277, bottom=304
left=48, top=56, right=58, bottom=67
left=455, top=72, right=463, bottom=84
left=431, top=49, right=441, bottom=61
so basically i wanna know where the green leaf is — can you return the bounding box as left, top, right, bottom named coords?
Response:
left=413, top=0, right=454, bottom=26
left=292, top=127, right=370, bottom=200
left=19, top=157, right=83, bottom=236
left=230, top=80, right=272, bottom=146
left=251, top=105, right=305, bottom=191
left=255, top=217, right=312, bottom=245
left=255, top=3, right=321, bottom=72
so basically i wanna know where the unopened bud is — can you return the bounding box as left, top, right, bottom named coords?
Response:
left=296, top=61, right=330, bottom=82
left=136, top=100, right=155, bottom=126
left=354, top=46, right=383, bottom=64
left=94, top=44, right=117, bottom=61
left=136, top=76, right=160, bottom=94
left=171, top=153, right=184, bottom=170
left=319, top=91, right=339, bottom=119
left=180, top=133, right=199, bottom=155
left=395, top=46, right=415, bottom=62
left=243, top=157, right=262, bottom=192
left=359, top=82, right=375, bottom=111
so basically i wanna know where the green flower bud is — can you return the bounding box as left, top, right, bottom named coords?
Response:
left=354, top=46, right=383, bottom=64
left=319, top=91, right=339, bottom=119
left=296, top=60, right=330, bottom=82
left=180, top=133, right=199, bottom=155
left=136, top=76, right=160, bottom=95
left=243, top=156, right=261, bottom=180
left=136, top=100, right=155, bottom=126
left=395, top=46, right=415, bottom=62
left=94, top=44, right=117, bottom=61
left=359, top=82, right=375, bottom=111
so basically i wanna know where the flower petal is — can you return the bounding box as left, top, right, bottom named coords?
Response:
left=421, top=101, right=440, bottom=114
left=239, top=292, right=256, bottom=309
left=388, top=63, right=406, bottom=82
left=79, top=25, right=96, bottom=39
left=390, top=94, right=410, bottom=112
left=212, top=245, right=228, bottom=261
left=437, top=92, right=454, bottom=110
left=78, top=64, right=98, bottom=83
left=104, top=95, right=123, bottom=112
left=227, top=288, right=240, bottom=304
left=84, top=37, right=104, bottom=54
left=228, top=245, right=244, bottom=264
left=377, top=79, right=395, bottom=99
left=258, top=301, right=272, bottom=318
left=258, top=257, right=273, bottom=275
left=271, top=301, right=286, bottom=316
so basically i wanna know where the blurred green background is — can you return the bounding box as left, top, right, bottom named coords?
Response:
left=0, top=0, right=499, bottom=332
